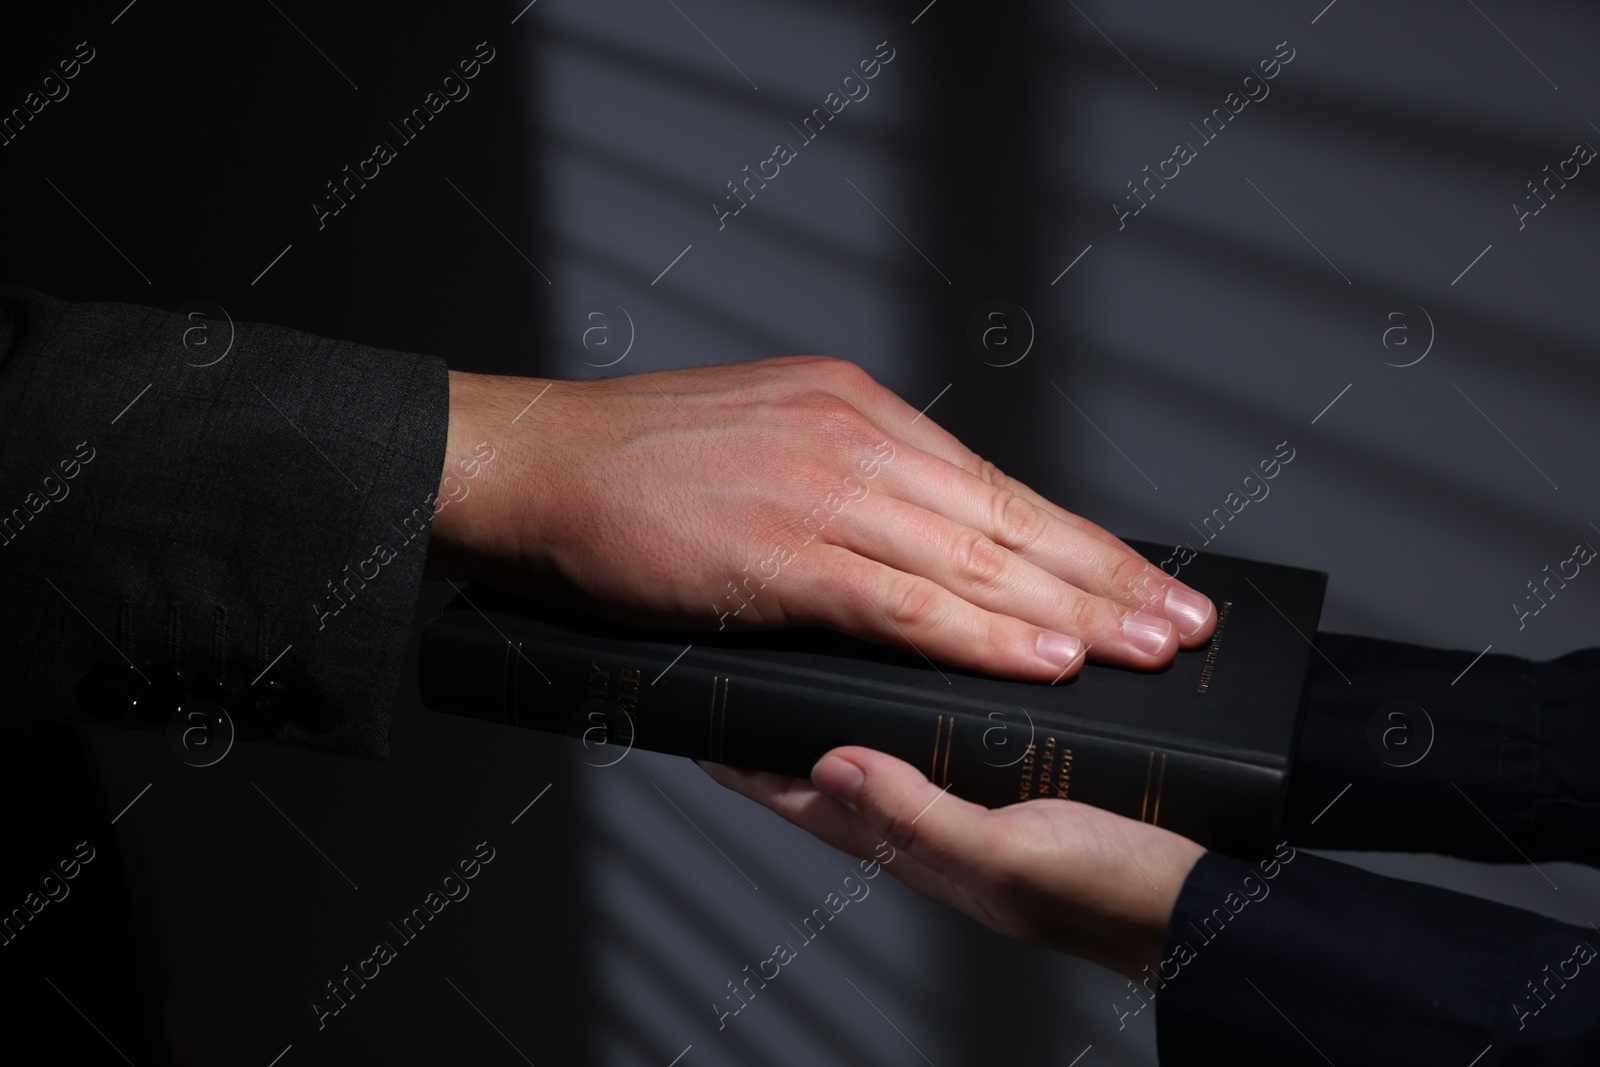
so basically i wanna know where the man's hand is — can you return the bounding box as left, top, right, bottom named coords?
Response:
left=426, top=356, right=1216, bottom=680
left=702, top=748, right=1205, bottom=980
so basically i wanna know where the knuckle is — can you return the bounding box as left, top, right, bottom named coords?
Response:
left=794, top=389, right=852, bottom=420
left=1063, top=593, right=1104, bottom=638
left=884, top=573, right=942, bottom=629
left=990, top=489, right=1045, bottom=552
left=972, top=456, right=1019, bottom=493
left=820, top=356, right=874, bottom=389
left=794, top=356, right=874, bottom=399
left=876, top=806, right=921, bottom=855
left=1106, top=552, right=1164, bottom=609
left=795, top=392, right=872, bottom=445
left=978, top=612, right=1015, bottom=665
left=953, top=530, right=1008, bottom=589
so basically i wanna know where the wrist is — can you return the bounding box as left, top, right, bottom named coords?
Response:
left=1117, top=836, right=1207, bottom=980
left=423, top=369, right=540, bottom=582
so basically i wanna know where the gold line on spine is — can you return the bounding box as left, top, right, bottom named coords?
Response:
left=1140, top=751, right=1155, bottom=823
left=1152, top=753, right=1169, bottom=825
left=717, top=677, right=730, bottom=761
left=941, top=716, right=955, bottom=787
left=709, top=676, right=720, bottom=760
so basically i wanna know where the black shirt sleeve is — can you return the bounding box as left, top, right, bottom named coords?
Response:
left=1156, top=850, right=1600, bottom=1065
left=1156, top=634, right=1600, bottom=1064
left=0, top=286, right=449, bottom=759
left=1281, top=633, right=1600, bottom=864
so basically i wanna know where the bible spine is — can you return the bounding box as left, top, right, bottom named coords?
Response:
left=418, top=611, right=1285, bottom=854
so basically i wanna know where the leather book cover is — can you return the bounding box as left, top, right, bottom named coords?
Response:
left=418, top=541, right=1326, bottom=856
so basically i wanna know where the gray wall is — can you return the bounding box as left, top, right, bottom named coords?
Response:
left=522, top=3, right=1600, bottom=1064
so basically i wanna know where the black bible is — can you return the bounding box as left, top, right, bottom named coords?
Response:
left=417, top=542, right=1326, bottom=856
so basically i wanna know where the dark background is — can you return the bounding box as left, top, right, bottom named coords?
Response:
left=2, top=1, right=1598, bottom=1064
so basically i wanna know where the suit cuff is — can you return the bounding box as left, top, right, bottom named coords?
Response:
left=0, top=287, right=449, bottom=759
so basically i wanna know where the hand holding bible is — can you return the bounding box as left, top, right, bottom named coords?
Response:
left=426, top=356, right=1216, bottom=681
left=702, top=746, right=1206, bottom=980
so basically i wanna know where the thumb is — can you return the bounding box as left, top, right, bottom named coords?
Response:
left=810, top=746, right=994, bottom=873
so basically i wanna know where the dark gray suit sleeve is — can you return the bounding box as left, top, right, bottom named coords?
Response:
left=0, top=286, right=449, bottom=759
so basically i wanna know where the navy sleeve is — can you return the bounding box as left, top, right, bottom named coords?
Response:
left=1282, top=634, right=1600, bottom=864
left=1156, top=850, right=1600, bottom=1065
left=1156, top=633, right=1600, bottom=1064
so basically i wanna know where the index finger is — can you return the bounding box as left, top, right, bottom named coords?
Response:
left=840, top=374, right=1216, bottom=648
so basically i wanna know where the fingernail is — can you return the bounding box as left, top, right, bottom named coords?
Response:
left=813, top=753, right=866, bottom=806
left=1035, top=630, right=1084, bottom=669
left=1163, top=585, right=1214, bottom=638
left=1122, top=611, right=1174, bottom=655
